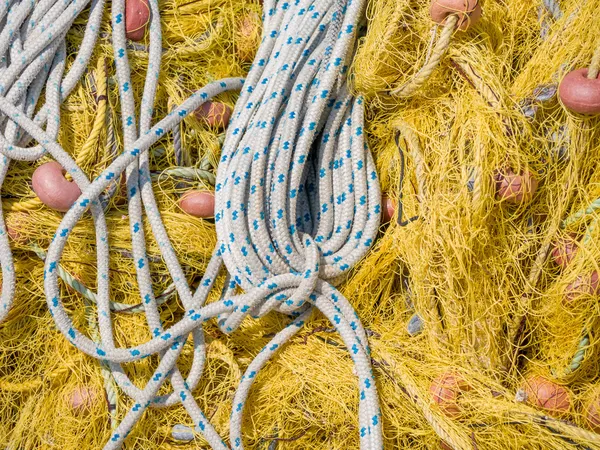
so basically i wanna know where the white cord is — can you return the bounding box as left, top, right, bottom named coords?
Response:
left=0, top=0, right=383, bottom=448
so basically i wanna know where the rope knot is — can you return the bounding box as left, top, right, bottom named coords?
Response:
left=217, top=234, right=322, bottom=334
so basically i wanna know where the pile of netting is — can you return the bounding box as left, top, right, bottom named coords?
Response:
left=2, top=0, right=600, bottom=448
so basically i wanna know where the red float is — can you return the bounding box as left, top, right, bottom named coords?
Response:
left=32, top=161, right=82, bottom=212
left=522, top=375, right=571, bottom=415
left=125, top=0, right=150, bottom=41
left=194, top=101, right=233, bottom=130
left=179, top=190, right=215, bottom=218
left=430, top=0, right=482, bottom=31
left=494, top=168, right=538, bottom=205
left=558, top=68, right=600, bottom=115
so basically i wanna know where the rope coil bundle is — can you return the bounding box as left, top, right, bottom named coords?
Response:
left=0, top=0, right=382, bottom=448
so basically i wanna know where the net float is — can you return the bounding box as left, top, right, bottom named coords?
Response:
left=69, top=385, right=99, bottom=414
left=585, top=390, right=600, bottom=432
left=429, top=372, right=470, bottom=417
left=558, top=68, right=600, bottom=115
left=179, top=190, right=215, bottom=218
left=522, top=375, right=571, bottom=415
left=32, top=161, right=82, bottom=212
left=564, top=271, right=600, bottom=303
left=236, top=12, right=261, bottom=63
left=381, top=196, right=396, bottom=223
left=194, top=101, right=232, bottom=130
left=5, top=212, right=29, bottom=244
left=430, top=0, right=482, bottom=31
left=494, top=168, right=538, bottom=205
left=440, top=441, right=453, bottom=450
left=125, top=0, right=150, bottom=41
left=551, top=233, right=579, bottom=268
left=6, top=224, right=21, bottom=242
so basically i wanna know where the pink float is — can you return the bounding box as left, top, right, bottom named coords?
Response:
left=430, top=0, right=482, bottom=31
left=179, top=190, right=215, bottom=218
left=559, top=68, right=600, bottom=115
left=125, top=0, right=150, bottom=41
left=32, top=161, right=82, bottom=212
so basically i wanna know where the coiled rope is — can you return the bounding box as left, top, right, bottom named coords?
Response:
left=0, top=0, right=383, bottom=448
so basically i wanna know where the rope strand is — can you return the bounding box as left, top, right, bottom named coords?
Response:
left=389, top=15, right=458, bottom=97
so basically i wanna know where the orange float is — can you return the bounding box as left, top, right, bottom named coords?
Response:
left=522, top=375, right=571, bottom=415
left=125, top=0, right=150, bottom=41
left=69, top=386, right=99, bottom=414
left=551, top=234, right=579, bottom=268
left=429, top=372, right=470, bottom=417
left=558, top=68, right=600, bottom=115
left=194, top=101, right=233, bottom=130
left=494, top=168, right=538, bottom=205
left=381, top=196, right=396, bottom=223
left=429, top=0, right=482, bottom=31
left=564, top=271, right=600, bottom=303
left=179, top=190, right=215, bottom=218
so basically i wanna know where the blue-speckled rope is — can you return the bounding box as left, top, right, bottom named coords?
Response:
left=0, top=0, right=383, bottom=448
left=0, top=0, right=104, bottom=322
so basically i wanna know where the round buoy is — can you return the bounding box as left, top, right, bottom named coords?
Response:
left=179, top=190, right=215, bottom=218
left=564, top=271, right=600, bottom=303
left=236, top=12, right=261, bottom=62
left=494, top=168, right=538, bottom=205
left=5, top=212, right=29, bottom=244
left=430, top=0, right=482, bottom=31
left=381, top=196, right=396, bottom=223
left=522, top=375, right=571, bottom=415
left=69, top=386, right=98, bottom=414
left=429, top=372, right=470, bottom=417
left=32, top=161, right=82, bottom=212
left=551, top=234, right=579, bottom=268
left=194, top=101, right=232, bottom=130
left=125, top=0, right=150, bottom=41
left=585, top=391, right=600, bottom=432
left=558, top=68, right=600, bottom=115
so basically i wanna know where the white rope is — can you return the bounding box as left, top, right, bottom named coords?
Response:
left=0, top=0, right=105, bottom=322
left=0, top=0, right=383, bottom=448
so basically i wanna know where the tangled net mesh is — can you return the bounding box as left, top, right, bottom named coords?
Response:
left=2, top=0, right=600, bottom=448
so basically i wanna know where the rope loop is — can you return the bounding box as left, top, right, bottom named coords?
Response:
left=217, top=234, right=321, bottom=334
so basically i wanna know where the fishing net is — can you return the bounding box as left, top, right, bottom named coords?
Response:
left=2, top=0, right=600, bottom=448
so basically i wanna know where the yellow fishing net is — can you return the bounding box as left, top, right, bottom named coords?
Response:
left=2, top=0, right=600, bottom=448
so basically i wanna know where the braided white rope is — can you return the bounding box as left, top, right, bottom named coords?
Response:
left=0, top=0, right=104, bottom=322
left=0, top=0, right=383, bottom=448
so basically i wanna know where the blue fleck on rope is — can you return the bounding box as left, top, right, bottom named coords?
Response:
left=0, top=0, right=383, bottom=448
